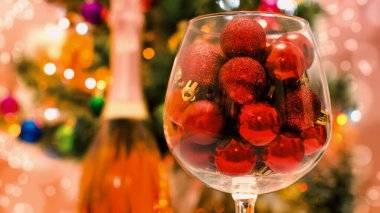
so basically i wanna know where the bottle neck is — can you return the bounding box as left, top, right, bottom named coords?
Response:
left=103, top=0, right=147, bottom=120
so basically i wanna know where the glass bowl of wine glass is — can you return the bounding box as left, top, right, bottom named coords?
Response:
left=163, top=11, right=332, bottom=212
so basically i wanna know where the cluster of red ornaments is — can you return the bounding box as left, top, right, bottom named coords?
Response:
left=166, top=17, right=328, bottom=176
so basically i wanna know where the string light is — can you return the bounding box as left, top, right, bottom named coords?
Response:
left=44, top=63, right=56, bottom=75
left=143, top=48, right=155, bottom=60
left=85, top=78, right=96, bottom=89
left=96, top=80, right=106, bottom=90
left=277, top=0, right=298, bottom=14
left=76, top=22, right=88, bottom=35
left=350, top=110, right=362, bottom=122
left=63, top=68, right=75, bottom=80
left=44, top=108, right=60, bottom=121
left=337, top=113, right=348, bottom=126
left=58, top=17, right=70, bottom=30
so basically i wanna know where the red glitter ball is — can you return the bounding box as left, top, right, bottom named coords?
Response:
left=238, top=103, right=281, bottom=146
left=285, top=85, right=321, bottom=131
left=215, top=139, right=258, bottom=176
left=265, top=134, right=304, bottom=173
left=301, top=125, right=327, bottom=155
left=165, top=89, right=190, bottom=126
left=179, top=138, right=216, bottom=168
left=266, top=41, right=307, bottom=82
left=180, top=42, right=225, bottom=85
left=220, top=17, right=266, bottom=58
left=219, top=57, right=267, bottom=104
left=278, top=33, right=315, bottom=68
left=182, top=101, right=225, bottom=145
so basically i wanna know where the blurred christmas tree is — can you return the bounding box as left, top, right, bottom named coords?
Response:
left=4, top=0, right=357, bottom=212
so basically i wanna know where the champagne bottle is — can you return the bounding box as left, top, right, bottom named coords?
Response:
left=78, top=0, right=170, bottom=212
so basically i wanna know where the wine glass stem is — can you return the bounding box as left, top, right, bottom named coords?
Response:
left=232, top=193, right=257, bottom=213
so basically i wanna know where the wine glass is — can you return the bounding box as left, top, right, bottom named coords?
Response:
left=163, top=11, right=332, bottom=213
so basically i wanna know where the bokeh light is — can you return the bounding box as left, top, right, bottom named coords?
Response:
left=337, top=113, right=348, bottom=126
left=44, top=63, right=56, bottom=75
left=63, top=68, right=75, bottom=80
left=143, top=48, right=155, bottom=60
left=44, top=108, right=60, bottom=121
left=76, top=22, right=88, bottom=35
left=350, top=110, right=362, bottom=122
left=96, top=80, right=106, bottom=90
left=58, top=17, right=70, bottom=30
left=85, top=78, right=96, bottom=89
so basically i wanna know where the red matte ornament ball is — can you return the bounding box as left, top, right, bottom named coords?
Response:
left=301, top=125, right=327, bottom=155
left=182, top=101, right=225, bottom=145
left=180, top=42, right=225, bottom=85
left=215, top=139, right=258, bottom=176
left=285, top=85, right=321, bottom=131
left=265, top=134, right=304, bottom=173
left=179, top=138, right=216, bottom=168
left=266, top=41, right=307, bottom=82
left=165, top=89, right=189, bottom=126
left=238, top=103, right=281, bottom=146
left=220, top=17, right=266, bottom=58
left=219, top=57, right=267, bottom=104
left=278, top=33, right=315, bottom=68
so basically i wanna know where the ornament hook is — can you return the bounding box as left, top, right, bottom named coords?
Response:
left=182, top=80, right=199, bottom=101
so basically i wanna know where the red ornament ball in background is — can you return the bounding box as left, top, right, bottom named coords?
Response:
left=238, top=103, right=281, bottom=146
left=266, top=41, right=307, bottom=82
left=258, top=0, right=282, bottom=13
left=165, top=89, right=189, bottom=126
left=180, top=42, right=225, bottom=86
left=220, top=17, right=266, bottom=58
left=265, top=134, right=304, bottom=173
left=285, top=85, right=321, bottom=131
left=301, top=125, right=327, bottom=155
left=1, top=96, right=19, bottom=116
left=215, top=139, right=257, bottom=176
left=279, top=33, right=315, bottom=68
left=81, top=1, right=106, bottom=25
left=182, top=101, right=225, bottom=145
left=219, top=57, right=267, bottom=104
left=179, top=138, right=216, bottom=168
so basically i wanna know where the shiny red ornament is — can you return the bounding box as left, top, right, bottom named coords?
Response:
left=279, top=33, right=315, bottom=68
left=258, top=0, right=282, bottom=13
left=182, top=101, right=225, bottom=145
left=179, top=138, right=216, bottom=168
left=265, top=134, right=304, bottom=173
left=266, top=41, right=307, bottom=82
left=0, top=96, right=19, bottom=116
left=238, top=103, right=281, bottom=146
left=301, top=125, right=327, bottom=155
left=220, top=17, right=266, bottom=58
left=215, top=139, right=258, bottom=176
left=180, top=42, right=225, bottom=85
left=285, top=85, right=321, bottom=131
left=219, top=57, right=267, bottom=104
left=165, top=89, right=189, bottom=126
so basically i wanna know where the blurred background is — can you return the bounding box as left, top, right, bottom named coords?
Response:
left=0, top=0, right=378, bottom=212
